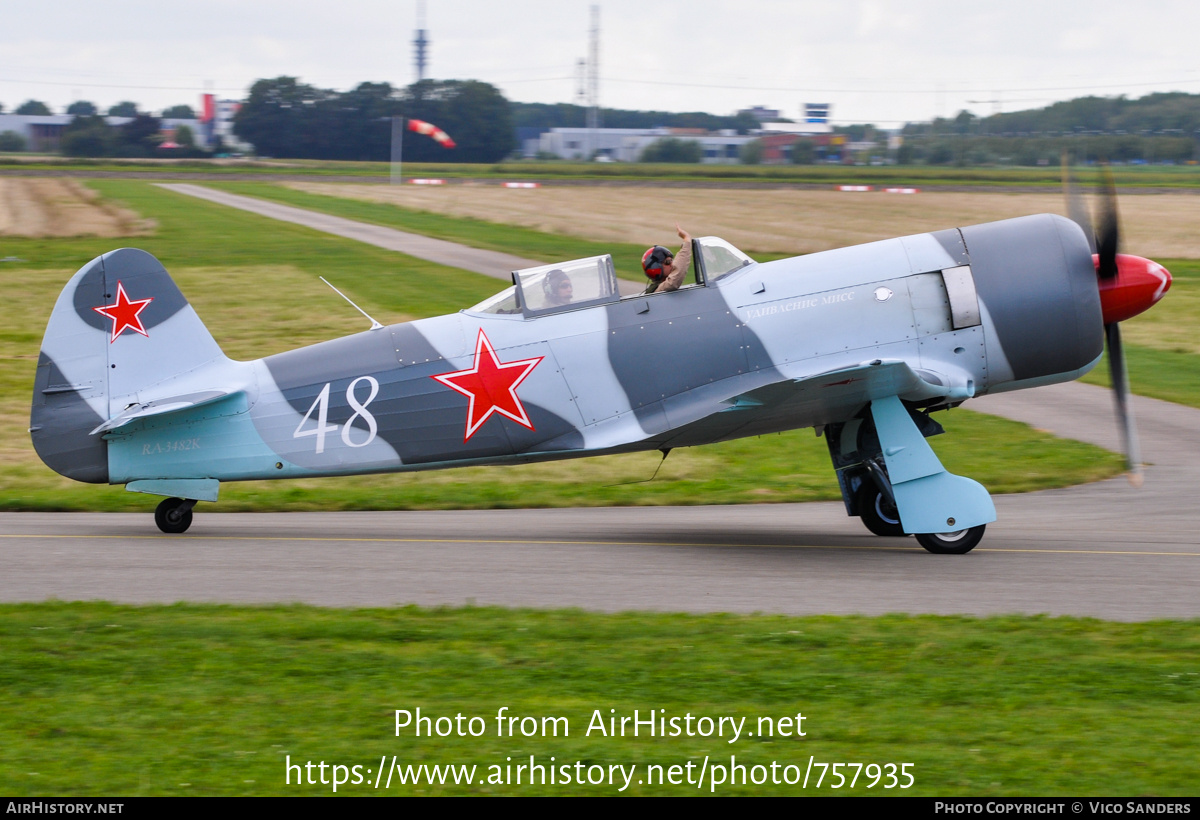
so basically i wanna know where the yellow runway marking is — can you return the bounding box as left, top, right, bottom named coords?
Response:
left=1, top=533, right=1197, bottom=557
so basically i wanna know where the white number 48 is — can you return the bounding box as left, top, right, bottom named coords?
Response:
left=292, top=376, right=380, bottom=453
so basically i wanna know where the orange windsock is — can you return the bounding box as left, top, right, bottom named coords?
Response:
left=407, top=118, right=456, bottom=149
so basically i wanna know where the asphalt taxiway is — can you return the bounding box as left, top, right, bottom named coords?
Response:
left=2, top=384, right=1197, bottom=620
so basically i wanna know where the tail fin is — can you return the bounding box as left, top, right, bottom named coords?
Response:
left=30, top=249, right=226, bottom=483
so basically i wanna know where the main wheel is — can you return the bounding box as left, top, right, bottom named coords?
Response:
left=915, top=525, right=985, bottom=555
left=154, top=497, right=193, bottom=534
left=855, top=482, right=906, bottom=537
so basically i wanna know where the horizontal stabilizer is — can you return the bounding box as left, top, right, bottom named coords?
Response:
left=91, top=390, right=243, bottom=435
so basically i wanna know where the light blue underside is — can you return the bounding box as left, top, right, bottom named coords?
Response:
left=106, top=394, right=290, bottom=484
left=870, top=395, right=996, bottom=533
left=126, top=478, right=220, bottom=502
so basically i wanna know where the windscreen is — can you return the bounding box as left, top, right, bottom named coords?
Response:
left=469, top=285, right=520, bottom=315
left=697, top=237, right=755, bottom=283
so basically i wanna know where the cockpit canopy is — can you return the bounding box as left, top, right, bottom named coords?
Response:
left=470, top=255, right=620, bottom=317
left=467, top=238, right=755, bottom=317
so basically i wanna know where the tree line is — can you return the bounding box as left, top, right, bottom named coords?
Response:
left=7, top=86, right=1200, bottom=165
left=0, top=99, right=195, bottom=118
left=896, top=93, right=1200, bottom=166
left=232, top=77, right=513, bottom=162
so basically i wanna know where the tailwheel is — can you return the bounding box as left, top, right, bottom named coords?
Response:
left=915, top=525, right=985, bottom=555
left=855, top=481, right=908, bottom=538
left=154, top=497, right=195, bottom=534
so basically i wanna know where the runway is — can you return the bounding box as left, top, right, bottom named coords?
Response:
left=3, top=384, right=1198, bottom=621
left=156, top=183, right=543, bottom=281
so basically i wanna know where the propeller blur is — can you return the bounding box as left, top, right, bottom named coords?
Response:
left=1064, top=161, right=1172, bottom=485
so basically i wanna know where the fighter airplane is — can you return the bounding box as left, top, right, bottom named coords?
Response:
left=29, top=175, right=1170, bottom=552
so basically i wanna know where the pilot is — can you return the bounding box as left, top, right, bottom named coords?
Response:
left=642, top=224, right=693, bottom=294
left=542, top=269, right=573, bottom=307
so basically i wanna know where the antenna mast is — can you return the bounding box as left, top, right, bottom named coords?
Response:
left=586, top=5, right=600, bottom=158
left=575, top=58, right=587, bottom=106
left=414, top=0, right=429, bottom=82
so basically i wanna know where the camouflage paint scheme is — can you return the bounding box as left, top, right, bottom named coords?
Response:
left=30, top=214, right=1104, bottom=539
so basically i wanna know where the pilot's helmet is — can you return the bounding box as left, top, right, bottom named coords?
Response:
left=642, top=245, right=673, bottom=279
left=542, top=269, right=570, bottom=299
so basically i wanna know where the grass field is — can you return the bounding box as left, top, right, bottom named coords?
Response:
left=0, top=178, right=154, bottom=238
left=1, top=603, right=1196, bottom=796
left=279, top=179, right=1200, bottom=259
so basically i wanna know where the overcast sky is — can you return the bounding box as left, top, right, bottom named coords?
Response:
left=4, top=1, right=1200, bottom=126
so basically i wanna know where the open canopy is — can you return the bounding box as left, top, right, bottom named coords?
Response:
left=466, top=238, right=756, bottom=317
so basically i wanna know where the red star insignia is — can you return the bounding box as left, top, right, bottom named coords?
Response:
left=431, top=329, right=544, bottom=442
left=93, top=281, right=153, bottom=344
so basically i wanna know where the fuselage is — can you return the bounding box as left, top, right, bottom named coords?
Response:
left=35, top=214, right=1108, bottom=487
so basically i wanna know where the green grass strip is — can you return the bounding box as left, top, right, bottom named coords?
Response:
left=1081, top=344, right=1200, bottom=408
left=0, top=603, right=1196, bottom=796
left=6, top=157, right=1200, bottom=188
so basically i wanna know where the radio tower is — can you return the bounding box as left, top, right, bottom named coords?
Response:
left=586, top=5, right=600, bottom=158
left=414, top=0, right=429, bottom=82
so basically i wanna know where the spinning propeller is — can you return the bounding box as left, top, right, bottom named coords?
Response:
left=1062, top=157, right=1172, bottom=486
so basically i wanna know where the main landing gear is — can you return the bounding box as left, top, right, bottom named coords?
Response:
left=915, top=526, right=986, bottom=555
left=856, top=477, right=985, bottom=552
left=824, top=400, right=995, bottom=555
left=854, top=481, right=907, bottom=538
left=154, top=497, right=196, bottom=534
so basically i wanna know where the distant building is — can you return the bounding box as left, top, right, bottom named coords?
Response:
left=517, top=126, right=551, bottom=158
left=738, top=105, right=781, bottom=122
left=0, top=114, right=72, bottom=152
left=758, top=132, right=840, bottom=164
left=200, top=95, right=252, bottom=153
left=0, top=113, right=207, bottom=153
left=804, top=103, right=830, bottom=125
left=760, top=133, right=801, bottom=163
left=535, top=126, right=756, bottom=164
left=759, top=120, right=833, bottom=137
left=536, top=127, right=643, bottom=161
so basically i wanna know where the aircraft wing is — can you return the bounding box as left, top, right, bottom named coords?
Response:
left=731, top=358, right=973, bottom=412
left=655, top=358, right=975, bottom=449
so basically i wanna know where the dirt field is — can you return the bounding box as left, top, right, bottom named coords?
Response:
left=0, top=178, right=153, bottom=238
left=286, top=181, right=1200, bottom=259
